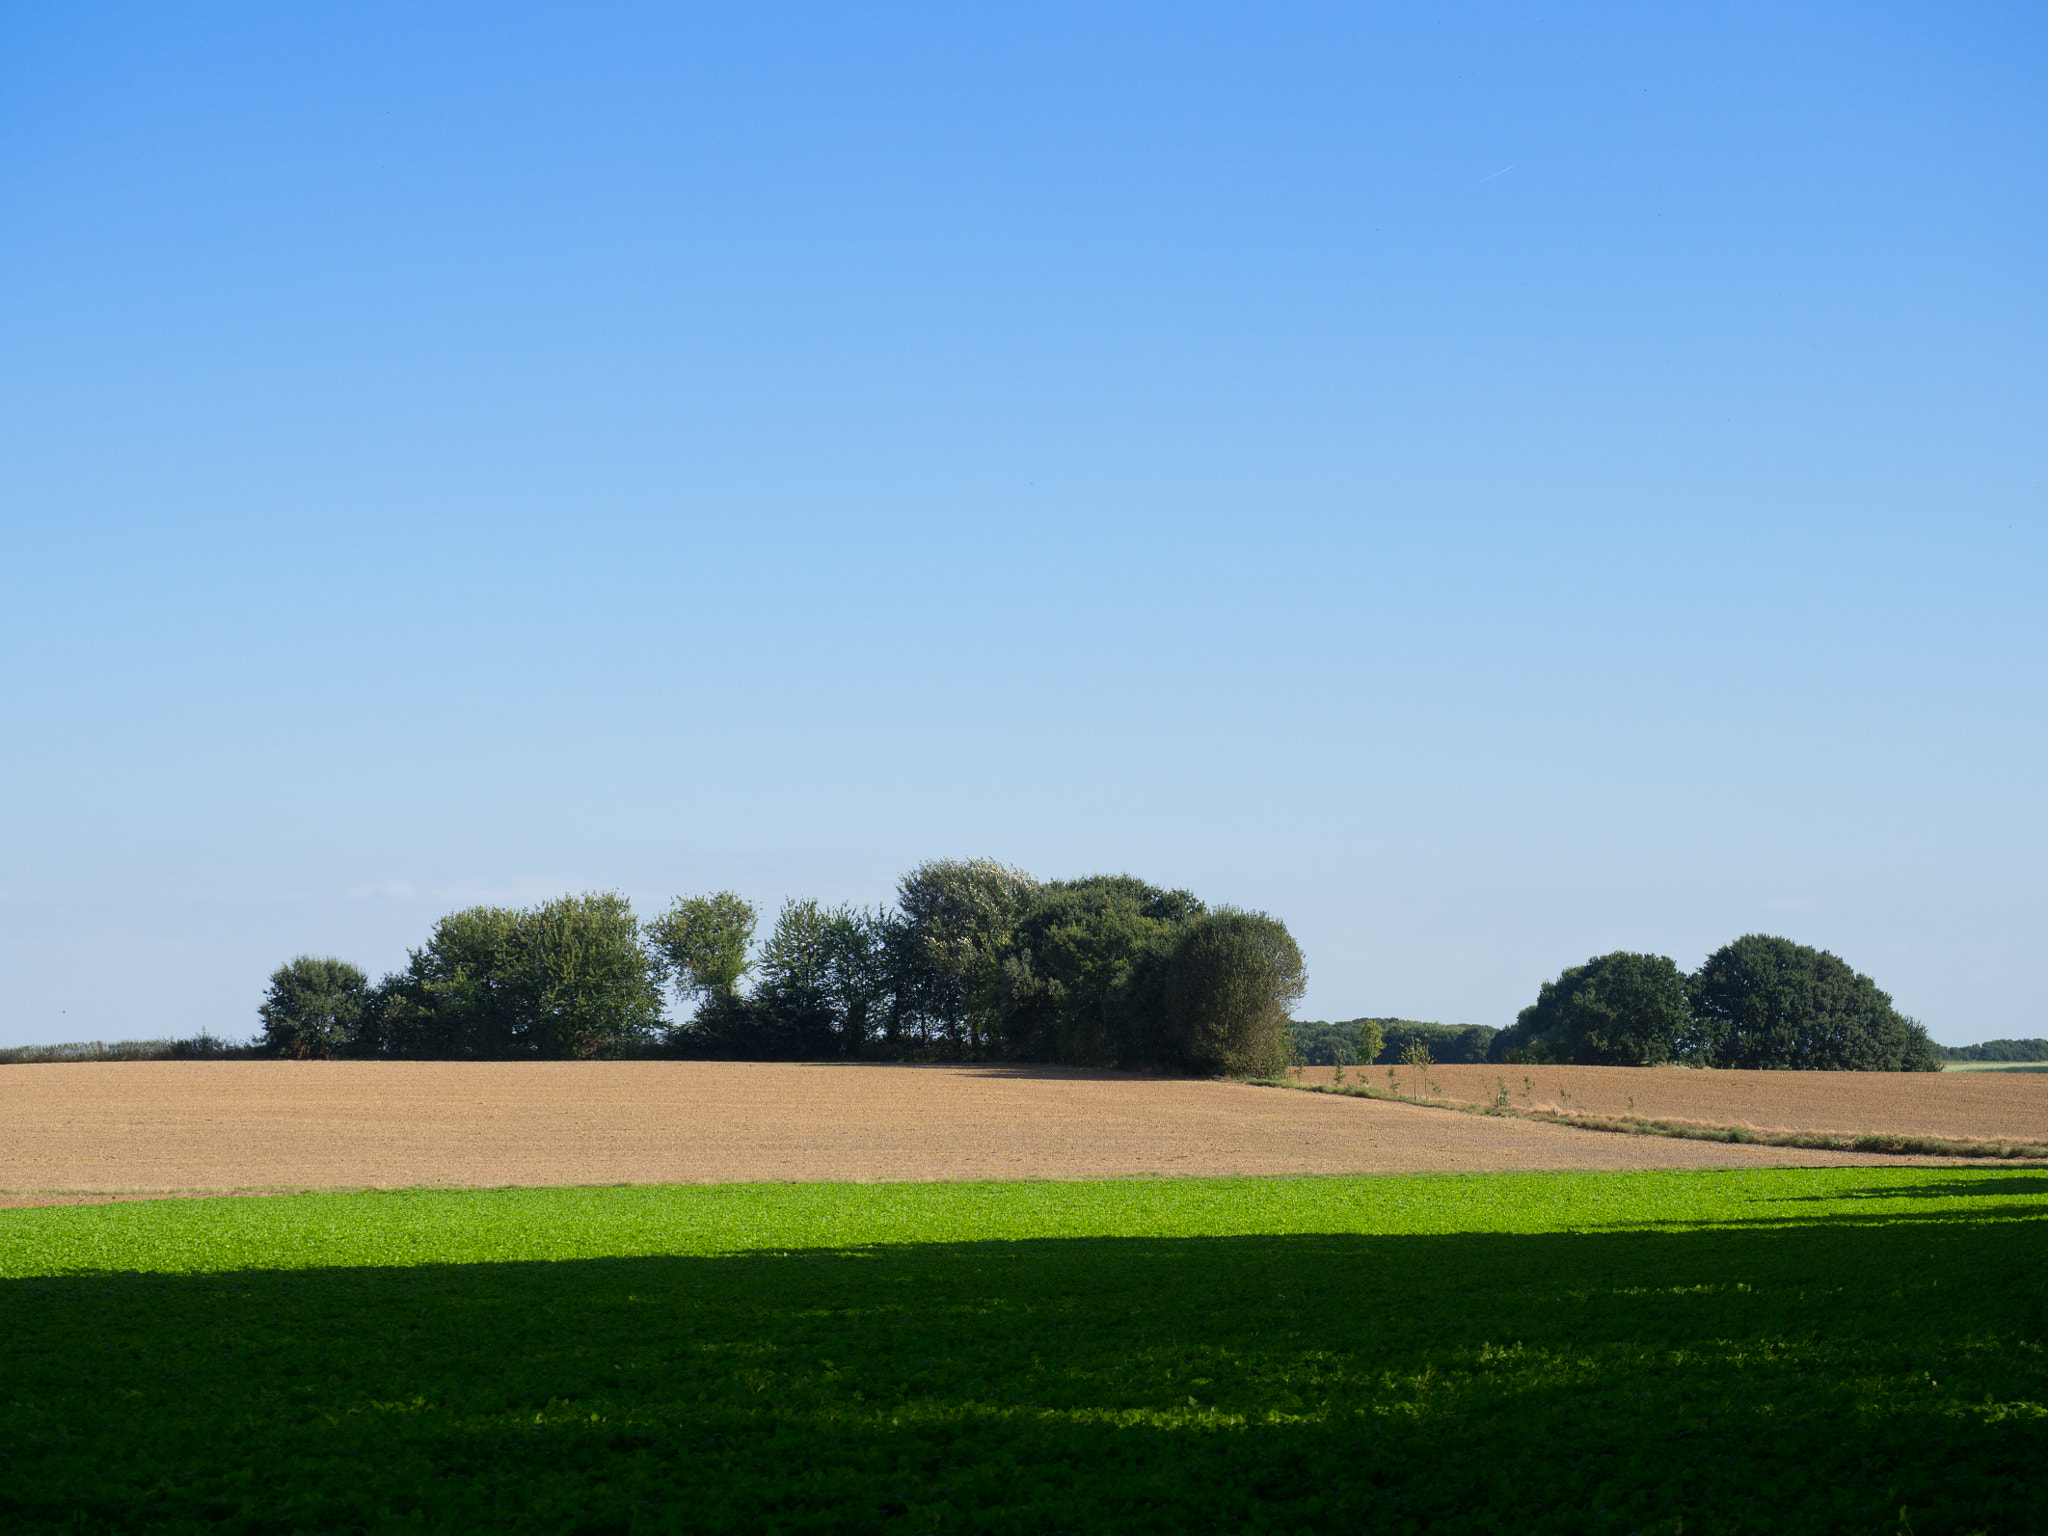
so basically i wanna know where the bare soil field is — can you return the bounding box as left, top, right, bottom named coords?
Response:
left=0, top=1060, right=2022, bottom=1206
left=1311, top=1060, right=2048, bottom=1140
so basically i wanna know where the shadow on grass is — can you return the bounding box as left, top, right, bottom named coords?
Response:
left=5, top=1217, right=2044, bottom=1534
left=1763, top=1175, right=2048, bottom=1204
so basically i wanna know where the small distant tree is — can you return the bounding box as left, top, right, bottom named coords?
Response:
left=1400, top=1038, right=1433, bottom=1099
left=258, top=956, right=372, bottom=1058
left=1157, top=909, right=1306, bottom=1077
left=1353, top=1018, right=1385, bottom=1066
left=1683, top=935, right=1940, bottom=1071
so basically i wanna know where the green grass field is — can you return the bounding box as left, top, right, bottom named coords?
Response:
left=3, top=1168, right=2043, bottom=1533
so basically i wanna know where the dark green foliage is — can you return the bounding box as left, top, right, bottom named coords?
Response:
left=678, top=899, right=892, bottom=1059
left=747, top=897, right=853, bottom=1057
left=1684, top=934, right=1942, bottom=1071
left=1369, top=1018, right=1496, bottom=1064
left=645, top=891, right=757, bottom=1003
left=1284, top=1019, right=1361, bottom=1065
left=376, top=904, right=524, bottom=1056
left=3, top=1173, right=2040, bottom=1534
left=1157, top=909, right=1306, bottom=1076
left=1284, top=1017, right=1385, bottom=1066
left=1490, top=951, right=1689, bottom=1066
left=256, top=956, right=373, bottom=1058
left=378, top=893, right=664, bottom=1059
left=1940, top=1037, right=2048, bottom=1061
left=248, top=860, right=1308, bottom=1071
left=998, top=876, right=1203, bottom=1064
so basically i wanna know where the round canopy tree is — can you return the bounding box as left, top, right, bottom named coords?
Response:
left=1490, top=951, right=1689, bottom=1066
left=1684, top=935, right=1939, bottom=1071
left=258, top=955, right=373, bottom=1059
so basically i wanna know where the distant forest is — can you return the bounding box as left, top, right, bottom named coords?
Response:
left=1286, top=1019, right=1497, bottom=1067
left=1935, top=1038, right=2048, bottom=1062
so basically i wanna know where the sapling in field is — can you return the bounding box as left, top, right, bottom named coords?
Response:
left=1401, top=1040, right=1433, bottom=1101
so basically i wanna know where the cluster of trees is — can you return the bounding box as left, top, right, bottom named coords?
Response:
left=1489, top=934, right=1941, bottom=1071
left=259, top=860, right=1307, bottom=1075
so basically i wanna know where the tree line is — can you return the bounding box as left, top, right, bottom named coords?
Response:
left=259, top=859, right=1306, bottom=1074
left=1294, top=935, right=1939, bottom=1072
left=1935, top=1037, right=2048, bottom=1063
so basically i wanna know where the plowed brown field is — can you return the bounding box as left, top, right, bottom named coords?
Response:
left=3, top=1060, right=2036, bottom=1205
left=1312, top=1060, right=2048, bottom=1141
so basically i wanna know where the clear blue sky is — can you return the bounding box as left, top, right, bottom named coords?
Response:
left=2, top=3, right=2041, bottom=1048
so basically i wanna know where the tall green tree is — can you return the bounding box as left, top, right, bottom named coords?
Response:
left=1684, top=935, right=1940, bottom=1071
left=997, top=876, right=1204, bottom=1064
left=1490, top=952, right=1689, bottom=1066
left=517, top=892, right=666, bottom=1058
left=647, top=893, right=758, bottom=1005
left=891, top=858, right=1040, bottom=1052
left=257, top=956, right=373, bottom=1059
left=1156, top=908, right=1306, bottom=1077
left=747, top=898, right=853, bottom=1057
left=379, top=905, right=526, bottom=1057
left=378, top=893, right=663, bottom=1059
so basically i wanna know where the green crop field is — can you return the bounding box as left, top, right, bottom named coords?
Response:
left=3, top=1168, right=2043, bottom=1533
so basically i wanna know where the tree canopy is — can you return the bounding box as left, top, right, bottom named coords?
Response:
left=998, top=876, right=1203, bottom=1064
left=646, top=893, right=757, bottom=1003
left=1157, top=909, right=1306, bottom=1077
left=378, top=893, right=664, bottom=1059
left=1488, top=952, right=1689, bottom=1066
left=1684, top=935, right=1939, bottom=1071
left=255, top=864, right=1307, bottom=1074
left=257, top=956, right=372, bottom=1059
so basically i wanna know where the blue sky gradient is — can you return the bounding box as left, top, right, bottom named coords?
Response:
left=2, top=3, right=2042, bottom=1045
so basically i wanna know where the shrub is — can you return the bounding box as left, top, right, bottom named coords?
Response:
left=258, top=956, right=373, bottom=1059
left=1157, top=909, right=1306, bottom=1077
left=1682, top=935, right=1940, bottom=1071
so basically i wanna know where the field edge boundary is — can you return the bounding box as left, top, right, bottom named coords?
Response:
left=1248, top=1078, right=2048, bottom=1161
